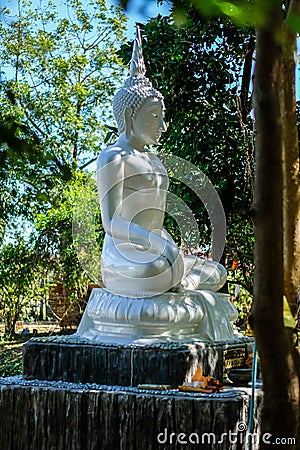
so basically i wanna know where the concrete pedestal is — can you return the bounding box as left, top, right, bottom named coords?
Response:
left=1, top=297, right=259, bottom=449
left=76, top=288, right=239, bottom=344
left=0, top=376, right=262, bottom=450
left=23, top=335, right=254, bottom=386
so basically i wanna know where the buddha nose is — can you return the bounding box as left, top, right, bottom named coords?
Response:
left=160, top=118, right=167, bottom=133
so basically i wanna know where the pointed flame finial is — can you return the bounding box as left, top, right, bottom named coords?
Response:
left=113, top=23, right=163, bottom=134
left=129, top=23, right=146, bottom=77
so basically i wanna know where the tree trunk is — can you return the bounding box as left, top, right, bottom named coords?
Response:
left=4, top=314, right=16, bottom=338
left=281, top=0, right=300, bottom=319
left=281, top=2, right=300, bottom=445
left=251, top=1, right=299, bottom=448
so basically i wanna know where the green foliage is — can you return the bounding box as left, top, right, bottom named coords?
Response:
left=0, top=0, right=127, bottom=320
left=227, top=214, right=254, bottom=293
left=169, top=0, right=268, bottom=27
left=0, top=0, right=127, bottom=223
left=0, top=237, right=47, bottom=336
left=72, top=176, right=103, bottom=283
left=228, top=278, right=253, bottom=328
left=34, top=172, right=99, bottom=306
left=0, top=337, right=26, bottom=376
left=0, top=0, right=126, bottom=163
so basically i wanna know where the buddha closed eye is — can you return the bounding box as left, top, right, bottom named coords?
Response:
left=129, top=97, right=167, bottom=148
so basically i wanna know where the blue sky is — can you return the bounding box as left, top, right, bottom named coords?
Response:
left=2, top=0, right=172, bottom=36
left=117, top=0, right=171, bottom=36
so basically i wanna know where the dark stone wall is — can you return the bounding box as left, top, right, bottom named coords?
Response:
left=23, top=336, right=254, bottom=387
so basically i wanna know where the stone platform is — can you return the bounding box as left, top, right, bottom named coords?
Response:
left=23, top=335, right=254, bottom=386
left=0, top=376, right=262, bottom=450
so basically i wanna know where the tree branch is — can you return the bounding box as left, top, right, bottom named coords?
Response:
left=240, top=34, right=255, bottom=123
left=79, top=156, right=98, bottom=170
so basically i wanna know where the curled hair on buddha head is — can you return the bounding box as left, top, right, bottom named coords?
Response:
left=113, top=24, right=164, bottom=135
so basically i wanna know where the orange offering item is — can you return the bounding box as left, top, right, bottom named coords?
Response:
left=191, top=365, right=204, bottom=382
left=179, top=364, right=224, bottom=393
left=245, top=353, right=260, bottom=368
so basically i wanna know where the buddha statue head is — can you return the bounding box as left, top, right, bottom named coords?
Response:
left=113, top=24, right=164, bottom=136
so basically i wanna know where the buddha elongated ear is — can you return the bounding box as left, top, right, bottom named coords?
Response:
left=125, top=107, right=133, bottom=139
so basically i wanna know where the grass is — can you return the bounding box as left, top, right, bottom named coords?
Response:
left=0, top=335, right=29, bottom=377
left=0, top=322, right=76, bottom=377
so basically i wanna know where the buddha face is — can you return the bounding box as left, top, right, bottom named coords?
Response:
left=129, top=97, right=167, bottom=149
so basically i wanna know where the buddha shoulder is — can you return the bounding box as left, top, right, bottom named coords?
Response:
left=97, top=144, right=132, bottom=170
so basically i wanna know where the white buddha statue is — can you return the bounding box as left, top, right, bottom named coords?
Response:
left=76, top=25, right=238, bottom=343
left=98, top=26, right=226, bottom=296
